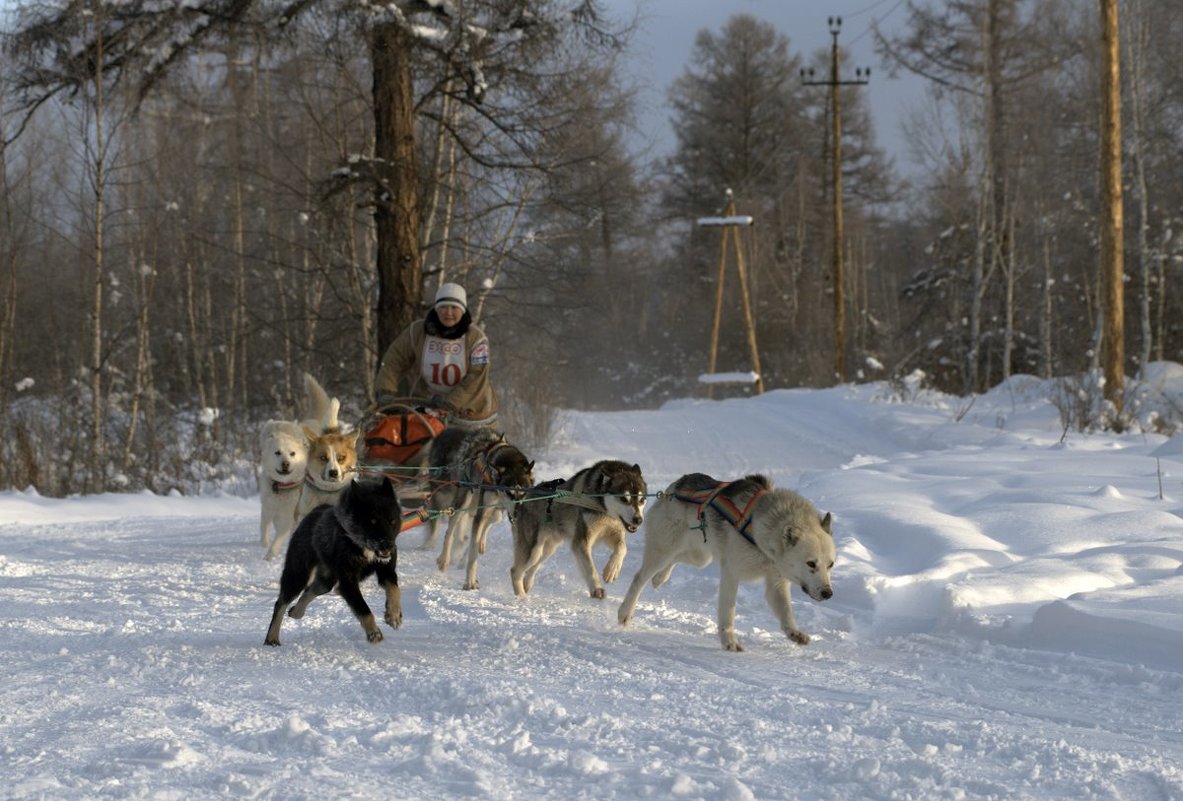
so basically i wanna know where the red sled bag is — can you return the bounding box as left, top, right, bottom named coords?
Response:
left=363, top=409, right=447, bottom=464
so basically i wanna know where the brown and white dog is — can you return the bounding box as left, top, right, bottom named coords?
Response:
left=263, top=374, right=359, bottom=561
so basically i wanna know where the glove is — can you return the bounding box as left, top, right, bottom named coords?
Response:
left=429, top=394, right=456, bottom=412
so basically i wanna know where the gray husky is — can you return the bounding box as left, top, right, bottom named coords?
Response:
left=617, top=473, right=834, bottom=651
left=510, top=460, right=647, bottom=599
left=264, top=477, right=403, bottom=646
left=425, top=427, right=534, bottom=590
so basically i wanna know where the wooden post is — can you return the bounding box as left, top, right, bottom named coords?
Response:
left=732, top=224, right=766, bottom=395
left=698, top=191, right=762, bottom=396
left=705, top=217, right=731, bottom=392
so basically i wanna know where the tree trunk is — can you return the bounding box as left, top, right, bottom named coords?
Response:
left=122, top=245, right=155, bottom=477
left=371, top=23, right=424, bottom=361
left=87, top=15, right=107, bottom=493
left=1099, top=0, right=1125, bottom=415
left=968, top=172, right=987, bottom=394
left=421, top=84, right=456, bottom=289
left=1041, top=233, right=1053, bottom=378
left=984, top=0, right=1010, bottom=388
left=0, top=131, right=16, bottom=420
left=1125, top=0, right=1152, bottom=378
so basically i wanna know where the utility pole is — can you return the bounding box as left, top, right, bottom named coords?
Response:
left=1099, top=0, right=1124, bottom=418
left=802, top=17, right=869, bottom=384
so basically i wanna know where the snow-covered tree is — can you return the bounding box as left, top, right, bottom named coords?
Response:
left=5, top=0, right=628, bottom=363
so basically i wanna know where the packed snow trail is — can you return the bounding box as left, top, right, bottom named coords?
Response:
left=3, top=381, right=1183, bottom=800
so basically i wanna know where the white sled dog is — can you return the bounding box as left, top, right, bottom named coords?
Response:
left=510, top=460, right=647, bottom=599
left=264, top=374, right=359, bottom=561
left=257, top=419, right=309, bottom=552
left=617, top=473, right=834, bottom=651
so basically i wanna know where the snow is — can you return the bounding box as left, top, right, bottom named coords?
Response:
left=697, top=371, right=759, bottom=385
left=696, top=215, right=754, bottom=227
left=3, top=376, right=1183, bottom=800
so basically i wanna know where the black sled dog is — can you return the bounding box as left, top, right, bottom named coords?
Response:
left=265, top=476, right=404, bottom=646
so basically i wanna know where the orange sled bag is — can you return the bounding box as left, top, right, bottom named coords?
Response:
left=363, top=409, right=447, bottom=464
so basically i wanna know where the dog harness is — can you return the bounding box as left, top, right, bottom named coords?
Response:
left=530, top=477, right=567, bottom=524
left=472, top=441, right=509, bottom=487
left=398, top=507, right=433, bottom=534
left=673, top=481, right=765, bottom=546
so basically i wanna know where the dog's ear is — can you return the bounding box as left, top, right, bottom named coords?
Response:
left=527, top=460, right=535, bottom=471
left=380, top=475, right=394, bottom=493
left=632, top=464, right=641, bottom=474
left=302, top=425, right=318, bottom=442
left=784, top=526, right=799, bottom=547
left=820, top=512, right=833, bottom=536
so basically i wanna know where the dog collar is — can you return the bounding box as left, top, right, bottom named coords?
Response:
left=271, top=478, right=302, bottom=493
left=305, top=471, right=351, bottom=493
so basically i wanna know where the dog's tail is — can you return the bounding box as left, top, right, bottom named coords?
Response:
left=743, top=474, right=772, bottom=490
left=303, top=373, right=340, bottom=431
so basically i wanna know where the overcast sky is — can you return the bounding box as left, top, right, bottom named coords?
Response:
left=604, top=0, right=925, bottom=174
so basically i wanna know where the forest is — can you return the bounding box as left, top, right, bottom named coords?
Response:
left=1, top=0, right=1181, bottom=496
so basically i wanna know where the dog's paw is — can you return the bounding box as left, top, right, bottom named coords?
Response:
left=602, top=568, right=620, bottom=584
left=436, top=555, right=449, bottom=572
left=366, top=628, right=384, bottom=643
left=590, top=587, right=606, bottom=600
left=264, top=637, right=281, bottom=647
left=390, top=603, right=409, bottom=629
left=463, top=579, right=479, bottom=591
left=723, top=639, right=745, bottom=652
left=788, top=630, right=811, bottom=646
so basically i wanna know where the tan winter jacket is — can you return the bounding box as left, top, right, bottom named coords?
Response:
left=375, top=318, right=498, bottom=423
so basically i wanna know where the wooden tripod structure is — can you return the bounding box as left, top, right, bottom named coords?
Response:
left=697, top=191, right=765, bottom=396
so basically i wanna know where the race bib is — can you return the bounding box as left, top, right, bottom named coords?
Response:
left=421, top=335, right=467, bottom=394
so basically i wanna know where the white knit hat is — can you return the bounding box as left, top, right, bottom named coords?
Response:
left=434, top=282, right=467, bottom=312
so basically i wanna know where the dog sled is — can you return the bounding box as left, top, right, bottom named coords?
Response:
left=359, top=399, right=449, bottom=505
left=362, top=399, right=448, bottom=465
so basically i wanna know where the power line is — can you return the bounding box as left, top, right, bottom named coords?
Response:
left=847, top=0, right=908, bottom=47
